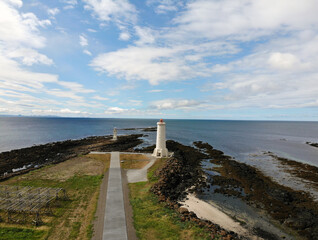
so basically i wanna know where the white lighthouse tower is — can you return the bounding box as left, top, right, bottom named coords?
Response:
left=153, top=119, right=169, bottom=158
left=112, top=127, right=117, bottom=141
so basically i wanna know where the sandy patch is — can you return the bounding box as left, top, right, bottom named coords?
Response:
left=180, top=194, right=260, bottom=239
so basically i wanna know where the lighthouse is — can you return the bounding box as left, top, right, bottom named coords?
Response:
left=153, top=119, right=169, bottom=158
left=112, top=127, right=117, bottom=141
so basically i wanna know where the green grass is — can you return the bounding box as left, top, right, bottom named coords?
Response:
left=0, top=227, right=45, bottom=240
left=3, top=174, right=104, bottom=240
left=69, top=222, right=81, bottom=239
left=129, top=158, right=213, bottom=240
left=10, top=175, right=102, bottom=192
left=86, top=175, right=104, bottom=239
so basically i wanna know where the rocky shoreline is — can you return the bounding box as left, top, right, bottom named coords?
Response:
left=0, top=134, right=143, bottom=181
left=139, top=140, right=318, bottom=239
left=147, top=141, right=240, bottom=240
left=194, top=141, right=318, bottom=239
left=265, top=152, right=318, bottom=188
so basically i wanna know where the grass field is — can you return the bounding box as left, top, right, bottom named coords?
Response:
left=0, top=153, right=110, bottom=240
left=120, top=154, right=150, bottom=169
left=129, top=158, right=213, bottom=240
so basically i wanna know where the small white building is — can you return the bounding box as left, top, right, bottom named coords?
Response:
left=153, top=119, right=169, bottom=158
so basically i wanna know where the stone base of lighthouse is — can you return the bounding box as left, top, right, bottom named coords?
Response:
left=152, top=147, right=169, bottom=158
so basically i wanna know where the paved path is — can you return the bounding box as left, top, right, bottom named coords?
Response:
left=126, top=154, right=156, bottom=183
left=103, top=152, right=128, bottom=240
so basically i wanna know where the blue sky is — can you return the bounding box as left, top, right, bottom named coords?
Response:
left=0, top=0, right=318, bottom=120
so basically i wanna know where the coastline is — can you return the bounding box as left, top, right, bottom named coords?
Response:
left=1, top=134, right=318, bottom=239
left=179, top=194, right=251, bottom=237
left=0, top=134, right=143, bottom=181
left=146, top=140, right=318, bottom=239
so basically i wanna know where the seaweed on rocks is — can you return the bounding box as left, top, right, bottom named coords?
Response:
left=306, top=142, right=318, bottom=148
left=195, top=141, right=318, bottom=239
left=266, top=152, right=318, bottom=187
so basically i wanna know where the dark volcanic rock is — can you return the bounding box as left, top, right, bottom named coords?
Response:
left=135, top=144, right=155, bottom=153
left=151, top=140, right=207, bottom=201
left=99, top=134, right=143, bottom=152
left=121, top=127, right=156, bottom=132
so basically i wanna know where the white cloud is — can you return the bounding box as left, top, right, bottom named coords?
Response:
left=87, top=28, right=97, bottom=32
left=61, top=0, right=77, bottom=9
left=31, top=108, right=89, bottom=116
left=134, top=26, right=156, bottom=45
left=83, top=49, right=92, bottom=56
left=268, top=52, right=300, bottom=70
left=148, top=89, right=163, bottom=93
left=6, top=48, right=53, bottom=66
left=151, top=99, right=202, bottom=110
left=104, top=106, right=162, bottom=116
left=57, top=81, right=95, bottom=93
left=61, top=0, right=77, bottom=5
left=90, top=42, right=238, bottom=85
left=92, top=95, right=109, bottom=101
left=0, top=53, right=58, bottom=91
left=83, top=0, right=137, bottom=40
left=0, top=1, right=50, bottom=48
left=63, top=5, right=75, bottom=10
left=119, top=31, right=130, bottom=41
left=171, top=0, right=318, bottom=41
left=200, top=31, right=318, bottom=109
left=83, top=0, right=137, bottom=23
left=47, top=8, right=60, bottom=17
left=4, top=0, right=23, bottom=8
left=0, top=1, right=99, bottom=115
left=128, top=99, right=142, bottom=106
left=45, top=89, right=84, bottom=101
left=147, top=0, right=181, bottom=14
left=79, top=34, right=88, bottom=46
left=104, top=106, right=127, bottom=114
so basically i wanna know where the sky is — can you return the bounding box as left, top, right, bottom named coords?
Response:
left=0, top=0, right=318, bottom=120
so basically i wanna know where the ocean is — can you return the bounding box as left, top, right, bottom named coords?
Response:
left=1, top=116, right=317, bottom=167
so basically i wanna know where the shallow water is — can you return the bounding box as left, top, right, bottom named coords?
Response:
left=199, top=192, right=295, bottom=240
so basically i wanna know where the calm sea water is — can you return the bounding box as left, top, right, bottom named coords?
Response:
left=0, top=117, right=318, bottom=167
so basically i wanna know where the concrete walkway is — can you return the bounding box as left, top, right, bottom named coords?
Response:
left=103, top=152, right=128, bottom=240
left=126, top=154, right=156, bottom=183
